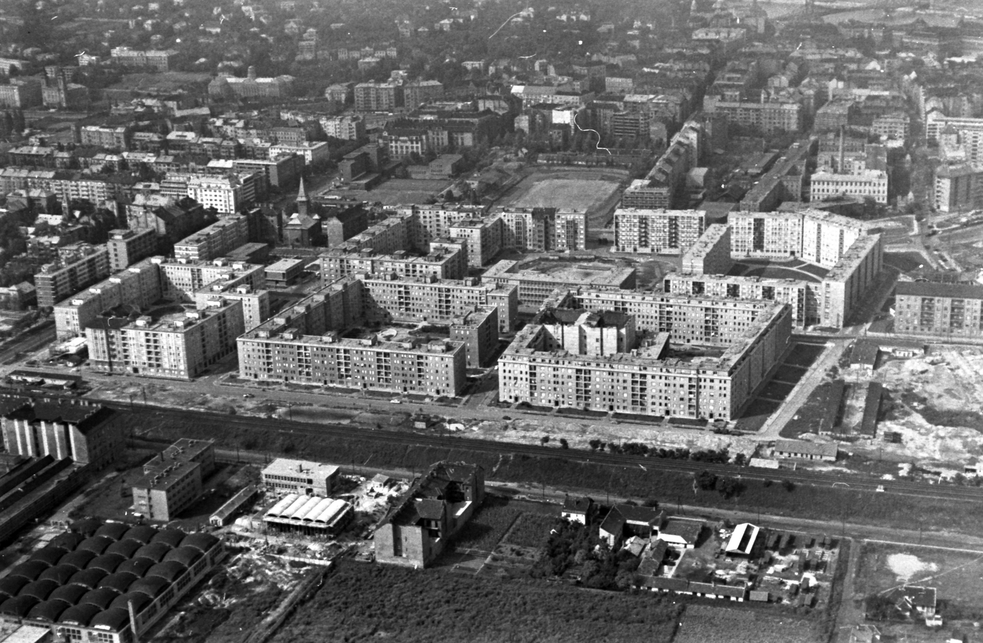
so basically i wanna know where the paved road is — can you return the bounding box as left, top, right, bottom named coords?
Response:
left=757, top=339, right=847, bottom=439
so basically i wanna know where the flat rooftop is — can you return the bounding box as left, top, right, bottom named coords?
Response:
left=484, top=259, right=635, bottom=286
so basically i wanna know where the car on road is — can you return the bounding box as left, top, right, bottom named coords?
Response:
left=242, top=393, right=254, bottom=399
left=390, top=398, right=402, bottom=404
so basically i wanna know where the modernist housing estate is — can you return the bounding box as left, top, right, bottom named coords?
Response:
left=498, top=289, right=792, bottom=421
left=665, top=209, right=883, bottom=328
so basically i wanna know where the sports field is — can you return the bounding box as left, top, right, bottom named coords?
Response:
left=500, top=169, right=626, bottom=227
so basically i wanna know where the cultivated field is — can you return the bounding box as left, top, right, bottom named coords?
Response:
left=272, top=559, right=682, bottom=643
left=673, top=605, right=822, bottom=643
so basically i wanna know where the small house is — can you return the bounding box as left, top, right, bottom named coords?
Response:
left=774, top=439, right=838, bottom=462
left=598, top=504, right=665, bottom=548
left=658, top=518, right=702, bottom=549
left=561, top=496, right=595, bottom=525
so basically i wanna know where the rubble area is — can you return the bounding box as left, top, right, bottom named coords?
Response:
left=869, top=346, right=983, bottom=472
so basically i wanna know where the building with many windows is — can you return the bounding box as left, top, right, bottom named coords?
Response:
left=498, top=291, right=792, bottom=420
left=482, top=258, right=636, bottom=307
left=496, top=208, right=588, bottom=252
left=35, top=246, right=111, bottom=308
left=809, top=169, right=889, bottom=204
left=729, top=208, right=868, bottom=265
left=174, top=216, right=249, bottom=262
left=109, top=46, right=177, bottom=70
left=934, top=163, right=983, bottom=213
left=894, top=281, right=983, bottom=338
left=106, top=228, right=157, bottom=272
left=132, top=439, right=215, bottom=521
left=53, top=258, right=162, bottom=338
left=613, top=208, right=707, bottom=254
left=262, top=458, right=340, bottom=496
left=85, top=300, right=245, bottom=380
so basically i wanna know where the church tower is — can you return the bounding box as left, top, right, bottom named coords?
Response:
left=296, top=176, right=309, bottom=216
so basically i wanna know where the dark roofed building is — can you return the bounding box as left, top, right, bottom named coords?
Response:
left=19, top=579, right=59, bottom=601
left=68, top=568, right=107, bottom=589
left=0, top=595, right=39, bottom=617
left=58, top=602, right=101, bottom=626
left=130, top=576, right=169, bottom=598
left=561, top=496, right=596, bottom=525
left=49, top=584, right=87, bottom=605
left=60, top=550, right=97, bottom=571
left=599, top=504, right=665, bottom=548
left=38, top=565, right=75, bottom=585
left=90, top=607, right=130, bottom=631
left=8, top=561, right=50, bottom=581
left=116, top=557, right=154, bottom=578
left=374, top=461, right=485, bottom=568
left=96, top=571, right=137, bottom=594
left=0, top=396, right=123, bottom=469
left=80, top=587, right=121, bottom=610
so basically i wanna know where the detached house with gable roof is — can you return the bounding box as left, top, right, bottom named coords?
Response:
left=598, top=504, right=665, bottom=548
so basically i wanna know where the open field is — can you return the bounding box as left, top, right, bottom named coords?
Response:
left=451, top=495, right=524, bottom=552
left=673, top=605, right=822, bottom=643
left=854, top=542, right=983, bottom=620
left=272, top=559, right=681, bottom=643
left=499, top=168, right=626, bottom=227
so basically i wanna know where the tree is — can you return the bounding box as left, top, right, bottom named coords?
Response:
left=782, top=479, right=795, bottom=492
left=588, top=439, right=601, bottom=451
left=559, top=438, right=569, bottom=449
left=733, top=453, right=748, bottom=467
left=718, top=477, right=744, bottom=499
left=642, top=498, right=660, bottom=509
left=696, top=470, right=718, bottom=491
left=540, top=435, right=550, bottom=446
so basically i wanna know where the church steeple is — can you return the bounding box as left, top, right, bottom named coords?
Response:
left=296, top=176, right=309, bottom=216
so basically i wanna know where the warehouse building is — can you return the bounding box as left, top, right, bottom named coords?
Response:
left=263, top=494, right=352, bottom=536
left=0, top=397, right=122, bottom=469
left=0, top=520, right=223, bottom=643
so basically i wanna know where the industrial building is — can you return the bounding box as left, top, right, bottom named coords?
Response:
left=375, top=462, right=485, bottom=568
left=263, top=494, right=352, bottom=536
left=481, top=259, right=636, bottom=307
left=262, top=459, right=340, bottom=497
left=0, top=520, right=223, bottom=643
left=498, top=290, right=792, bottom=420
left=0, top=397, right=122, bottom=469
left=613, top=208, right=707, bottom=254
left=131, top=439, right=215, bottom=522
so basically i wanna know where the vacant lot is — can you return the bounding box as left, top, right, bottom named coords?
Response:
left=854, top=542, right=983, bottom=619
left=451, top=495, right=524, bottom=552
left=674, top=605, right=822, bottom=643
left=272, top=560, right=681, bottom=643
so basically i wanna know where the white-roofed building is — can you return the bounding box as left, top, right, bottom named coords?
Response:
left=262, top=492, right=353, bottom=535
left=725, top=523, right=760, bottom=557
left=262, top=458, right=340, bottom=496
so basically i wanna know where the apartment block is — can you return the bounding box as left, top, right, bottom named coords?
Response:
left=818, top=234, right=882, bottom=328
left=109, top=46, right=177, bottom=71
left=194, top=282, right=271, bottom=331
left=85, top=300, right=245, bottom=380
left=54, top=258, right=162, bottom=337
left=156, top=258, right=265, bottom=302
left=238, top=327, right=465, bottom=396
left=319, top=115, right=366, bottom=140
left=809, top=169, right=889, bottom=204
left=321, top=246, right=466, bottom=282
left=450, top=306, right=499, bottom=368
left=402, top=205, right=486, bottom=244
left=107, top=227, right=157, bottom=272
left=354, top=81, right=403, bottom=111
left=174, top=216, right=249, bottom=262
left=79, top=125, right=131, bottom=150
left=499, top=292, right=792, bottom=421
left=614, top=208, right=707, bottom=254
left=482, top=259, right=636, bottom=307
left=894, top=282, right=983, bottom=338
left=496, top=208, right=587, bottom=252
left=447, top=217, right=503, bottom=267
left=0, top=78, right=43, bottom=108
left=681, top=224, right=732, bottom=275
left=185, top=174, right=257, bottom=214
left=702, top=96, right=802, bottom=133
left=729, top=209, right=868, bottom=266
left=666, top=273, right=816, bottom=328
left=360, top=274, right=517, bottom=332
left=934, top=163, right=983, bottom=213
left=35, top=246, right=111, bottom=308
